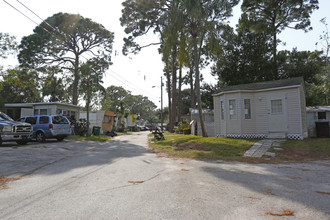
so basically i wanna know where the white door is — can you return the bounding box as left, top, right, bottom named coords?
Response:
left=268, top=95, right=287, bottom=132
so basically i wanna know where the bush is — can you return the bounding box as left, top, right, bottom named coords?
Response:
left=176, top=120, right=191, bottom=134
left=74, top=119, right=88, bottom=136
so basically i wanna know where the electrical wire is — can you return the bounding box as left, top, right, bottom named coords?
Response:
left=3, top=0, right=160, bottom=102
left=16, top=0, right=55, bottom=31
left=108, top=69, right=159, bottom=98
left=2, top=0, right=51, bottom=34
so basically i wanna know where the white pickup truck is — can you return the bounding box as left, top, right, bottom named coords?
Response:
left=0, top=112, right=33, bottom=145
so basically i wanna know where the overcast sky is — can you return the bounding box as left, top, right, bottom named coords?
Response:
left=1, top=0, right=329, bottom=108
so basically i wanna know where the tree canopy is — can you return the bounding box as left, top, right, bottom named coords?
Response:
left=0, top=33, right=17, bottom=59
left=18, top=13, right=114, bottom=105
left=242, top=0, right=319, bottom=76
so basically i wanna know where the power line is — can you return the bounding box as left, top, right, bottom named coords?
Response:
left=3, top=0, right=160, bottom=102
left=2, top=0, right=50, bottom=34
left=107, top=69, right=159, bottom=99
left=16, top=0, right=55, bottom=31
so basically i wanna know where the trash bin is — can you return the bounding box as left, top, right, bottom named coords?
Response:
left=315, top=122, right=329, bottom=138
left=92, top=126, right=101, bottom=136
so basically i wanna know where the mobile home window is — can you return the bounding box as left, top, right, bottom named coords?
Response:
left=229, top=99, right=236, bottom=120
left=244, top=99, right=251, bottom=119
left=271, top=99, right=282, bottom=114
left=40, top=109, right=48, bottom=115
left=220, top=101, right=224, bottom=120
left=318, top=112, right=326, bottom=120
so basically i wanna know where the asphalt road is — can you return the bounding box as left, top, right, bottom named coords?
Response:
left=0, top=132, right=329, bottom=220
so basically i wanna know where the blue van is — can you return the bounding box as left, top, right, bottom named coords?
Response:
left=17, top=115, right=71, bottom=142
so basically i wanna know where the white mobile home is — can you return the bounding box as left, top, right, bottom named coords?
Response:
left=5, top=102, right=81, bottom=121
left=213, top=77, right=307, bottom=140
left=306, top=106, right=330, bottom=137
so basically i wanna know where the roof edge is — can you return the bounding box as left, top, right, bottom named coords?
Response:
left=213, top=84, right=302, bottom=97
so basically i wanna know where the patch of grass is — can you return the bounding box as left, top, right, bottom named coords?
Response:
left=268, top=138, right=330, bottom=161
left=68, top=135, right=111, bottom=142
left=149, top=134, right=256, bottom=161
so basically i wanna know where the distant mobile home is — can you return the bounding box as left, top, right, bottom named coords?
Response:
left=306, top=106, right=330, bottom=137
left=190, top=108, right=215, bottom=137
left=5, top=102, right=81, bottom=121
left=213, top=77, right=307, bottom=140
left=79, top=111, right=115, bottom=134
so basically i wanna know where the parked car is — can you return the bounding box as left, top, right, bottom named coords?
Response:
left=17, top=115, right=71, bottom=142
left=0, top=112, right=33, bottom=145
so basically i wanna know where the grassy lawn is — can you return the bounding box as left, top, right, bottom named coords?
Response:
left=68, top=135, right=111, bottom=142
left=268, top=138, right=330, bottom=162
left=149, top=134, right=256, bottom=161
left=150, top=134, right=330, bottom=162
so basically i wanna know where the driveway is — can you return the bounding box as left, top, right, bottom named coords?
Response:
left=0, top=132, right=329, bottom=219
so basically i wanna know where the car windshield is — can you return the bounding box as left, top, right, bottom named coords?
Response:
left=0, top=112, right=14, bottom=121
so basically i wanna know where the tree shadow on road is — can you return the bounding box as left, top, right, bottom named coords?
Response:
left=201, top=162, right=330, bottom=215
left=0, top=134, right=151, bottom=177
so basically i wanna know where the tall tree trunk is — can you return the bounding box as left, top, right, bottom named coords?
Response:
left=189, top=67, right=196, bottom=109
left=169, top=46, right=177, bottom=132
left=73, top=55, right=80, bottom=105
left=272, top=23, right=278, bottom=80
left=177, top=66, right=183, bottom=122
left=166, top=69, right=171, bottom=128
left=192, top=30, right=208, bottom=137
left=86, top=78, right=90, bottom=137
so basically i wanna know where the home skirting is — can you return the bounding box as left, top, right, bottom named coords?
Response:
left=216, top=133, right=304, bottom=140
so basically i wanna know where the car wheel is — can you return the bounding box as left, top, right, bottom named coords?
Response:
left=36, top=132, right=46, bottom=142
left=16, top=140, right=28, bottom=145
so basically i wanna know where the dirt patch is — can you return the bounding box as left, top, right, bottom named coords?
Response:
left=0, top=176, right=20, bottom=190
left=177, top=142, right=211, bottom=151
left=276, top=148, right=329, bottom=161
left=266, top=210, right=294, bottom=216
left=181, top=169, right=189, bottom=172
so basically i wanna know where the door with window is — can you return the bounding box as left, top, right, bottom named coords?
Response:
left=268, top=95, right=287, bottom=132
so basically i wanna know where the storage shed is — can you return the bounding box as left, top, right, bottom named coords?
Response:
left=213, top=77, right=307, bottom=140
left=306, top=106, right=330, bottom=137
left=79, top=111, right=115, bottom=134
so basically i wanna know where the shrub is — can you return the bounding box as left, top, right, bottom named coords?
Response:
left=176, top=120, right=191, bottom=134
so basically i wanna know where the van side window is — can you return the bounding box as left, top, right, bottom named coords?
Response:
left=52, top=116, right=68, bottom=124
left=26, top=117, right=37, bottom=125
left=39, top=116, right=49, bottom=124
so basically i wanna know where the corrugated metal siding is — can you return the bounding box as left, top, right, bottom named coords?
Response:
left=213, top=97, right=219, bottom=135
left=299, top=87, right=308, bottom=136
left=286, top=89, right=301, bottom=133
left=220, top=95, right=226, bottom=135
